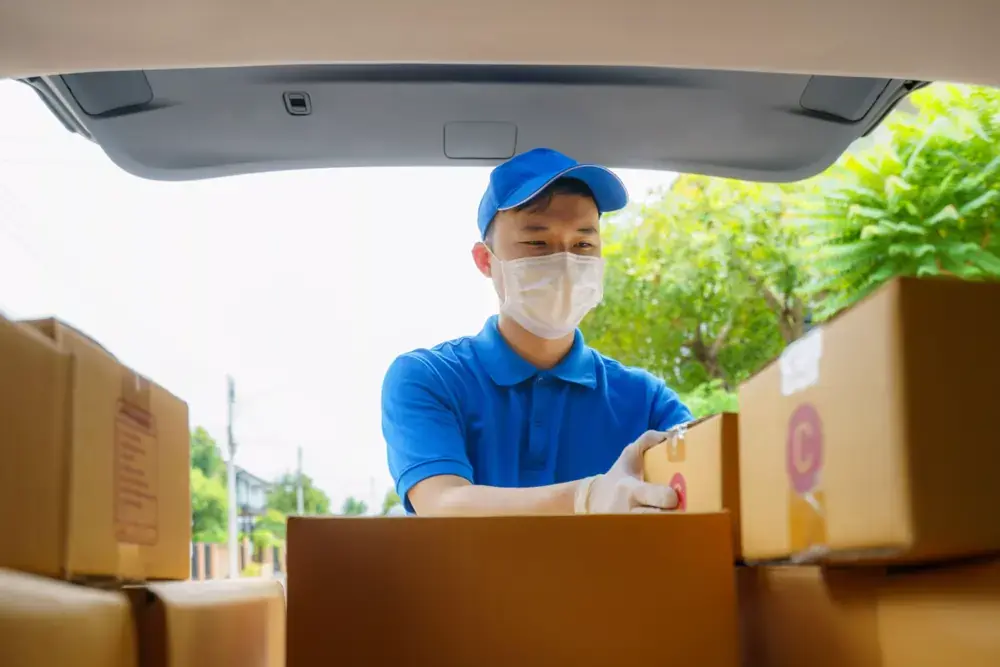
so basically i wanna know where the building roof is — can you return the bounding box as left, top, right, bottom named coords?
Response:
left=235, top=466, right=273, bottom=488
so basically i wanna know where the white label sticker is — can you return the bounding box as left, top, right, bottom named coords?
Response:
left=780, top=329, right=823, bottom=396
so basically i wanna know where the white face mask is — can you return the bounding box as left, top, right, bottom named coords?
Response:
left=492, top=252, right=605, bottom=339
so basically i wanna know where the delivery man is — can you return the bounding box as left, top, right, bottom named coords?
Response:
left=382, top=148, right=692, bottom=516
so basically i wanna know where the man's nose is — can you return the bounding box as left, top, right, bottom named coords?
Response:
left=550, top=237, right=575, bottom=253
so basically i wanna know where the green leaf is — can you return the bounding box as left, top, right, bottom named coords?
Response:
left=957, top=155, right=1000, bottom=191
left=849, top=205, right=889, bottom=221
left=926, top=204, right=961, bottom=225
left=959, top=190, right=1000, bottom=216
left=915, top=257, right=940, bottom=276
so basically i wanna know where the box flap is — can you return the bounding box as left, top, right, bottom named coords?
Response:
left=23, top=317, right=121, bottom=361
left=0, top=568, right=136, bottom=667
left=129, top=579, right=285, bottom=667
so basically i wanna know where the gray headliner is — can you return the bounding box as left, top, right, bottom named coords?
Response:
left=28, top=65, right=915, bottom=182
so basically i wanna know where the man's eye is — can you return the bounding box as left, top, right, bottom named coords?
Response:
left=522, top=240, right=547, bottom=246
left=577, top=242, right=595, bottom=249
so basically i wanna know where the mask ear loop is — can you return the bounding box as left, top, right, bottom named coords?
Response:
left=485, top=247, right=513, bottom=309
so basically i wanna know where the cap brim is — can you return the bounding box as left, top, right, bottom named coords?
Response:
left=496, top=164, right=629, bottom=215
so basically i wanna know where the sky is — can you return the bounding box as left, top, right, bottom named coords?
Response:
left=0, top=79, right=677, bottom=511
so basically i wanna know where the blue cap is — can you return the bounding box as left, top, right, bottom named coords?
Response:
left=477, top=148, right=629, bottom=238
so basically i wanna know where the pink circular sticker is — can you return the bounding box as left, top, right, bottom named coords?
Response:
left=786, top=403, right=823, bottom=494
left=669, top=472, right=687, bottom=511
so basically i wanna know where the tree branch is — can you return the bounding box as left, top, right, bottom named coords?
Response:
left=709, top=317, right=734, bottom=359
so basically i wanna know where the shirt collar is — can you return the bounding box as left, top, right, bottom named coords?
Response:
left=472, top=316, right=597, bottom=389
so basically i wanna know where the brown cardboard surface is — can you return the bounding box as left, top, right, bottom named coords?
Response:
left=645, top=413, right=741, bottom=557
left=0, top=315, right=190, bottom=580
left=0, top=567, right=136, bottom=667
left=738, top=559, right=1000, bottom=667
left=128, top=579, right=285, bottom=667
left=739, top=277, right=1000, bottom=564
left=738, top=565, right=883, bottom=667
left=287, top=513, right=738, bottom=667
left=0, top=318, right=72, bottom=576
left=878, top=558, right=1000, bottom=667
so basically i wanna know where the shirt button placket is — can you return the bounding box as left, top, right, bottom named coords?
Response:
left=528, top=375, right=549, bottom=469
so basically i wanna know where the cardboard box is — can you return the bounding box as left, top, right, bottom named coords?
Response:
left=0, top=567, right=136, bottom=667
left=738, top=559, right=1000, bottom=667
left=877, top=558, right=1000, bottom=667
left=0, top=318, right=73, bottom=578
left=644, top=413, right=741, bottom=557
left=287, top=513, right=739, bottom=667
left=739, top=277, right=1000, bottom=563
left=128, top=579, right=285, bottom=667
left=737, top=565, right=882, bottom=667
left=0, top=316, right=190, bottom=580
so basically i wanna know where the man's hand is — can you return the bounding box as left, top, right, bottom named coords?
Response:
left=576, top=430, right=679, bottom=514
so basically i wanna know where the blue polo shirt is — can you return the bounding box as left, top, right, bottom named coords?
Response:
left=382, top=316, right=692, bottom=513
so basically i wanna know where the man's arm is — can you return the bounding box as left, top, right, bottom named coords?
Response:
left=649, top=375, right=694, bottom=431
left=408, top=475, right=578, bottom=517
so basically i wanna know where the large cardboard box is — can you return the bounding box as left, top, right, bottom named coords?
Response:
left=128, top=579, right=285, bottom=667
left=0, top=318, right=73, bottom=578
left=0, top=567, right=137, bottom=667
left=877, top=558, right=1000, bottom=667
left=287, top=513, right=739, bottom=667
left=737, top=565, right=882, bottom=667
left=0, top=316, right=190, bottom=580
left=644, top=413, right=741, bottom=557
left=739, top=277, right=1000, bottom=564
left=739, top=559, right=1000, bottom=667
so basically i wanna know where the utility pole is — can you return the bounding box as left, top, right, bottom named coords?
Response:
left=226, top=376, right=239, bottom=579
left=296, top=445, right=305, bottom=515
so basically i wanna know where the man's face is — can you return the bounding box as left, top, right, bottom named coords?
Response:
left=472, top=193, right=601, bottom=293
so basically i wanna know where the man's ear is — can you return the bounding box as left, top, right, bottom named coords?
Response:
left=471, top=241, right=493, bottom=278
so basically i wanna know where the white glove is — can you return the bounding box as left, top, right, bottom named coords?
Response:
left=574, top=430, right=679, bottom=514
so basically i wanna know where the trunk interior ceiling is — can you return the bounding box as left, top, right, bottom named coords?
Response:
left=3, top=0, right=997, bottom=180
left=25, top=66, right=916, bottom=182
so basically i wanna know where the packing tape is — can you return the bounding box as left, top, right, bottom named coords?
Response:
left=121, top=370, right=152, bottom=412
left=788, top=490, right=828, bottom=560
left=666, top=426, right=687, bottom=463
left=117, top=542, right=145, bottom=582
left=661, top=413, right=714, bottom=462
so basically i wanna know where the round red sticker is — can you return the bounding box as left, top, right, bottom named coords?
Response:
left=786, top=403, right=823, bottom=494
left=669, top=472, right=687, bottom=511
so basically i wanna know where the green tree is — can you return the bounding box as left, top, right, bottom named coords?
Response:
left=267, top=473, right=332, bottom=516
left=190, top=427, right=228, bottom=543
left=190, top=426, right=225, bottom=480
left=251, top=508, right=288, bottom=553
left=583, top=175, right=815, bottom=394
left=190, top=466, right=227, bottom=543
left=808, top=83, right=1000, bottom=318
left=679, top=381, right=739, bottom=419
left=340, top=496, right=369, bottom=516
left=381, top=489, right=402, bottom=515
left=582, top=82, right=1000, bottom=419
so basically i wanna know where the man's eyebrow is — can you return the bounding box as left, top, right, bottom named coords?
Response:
left=521, top=224, right=549, bottom=232
left=578, top=226, right=598, bottom=234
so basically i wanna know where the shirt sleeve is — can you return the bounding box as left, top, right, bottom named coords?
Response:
left=382, top=353, right=474, bottom=513
left=649, top=376, right=694, bottom=431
